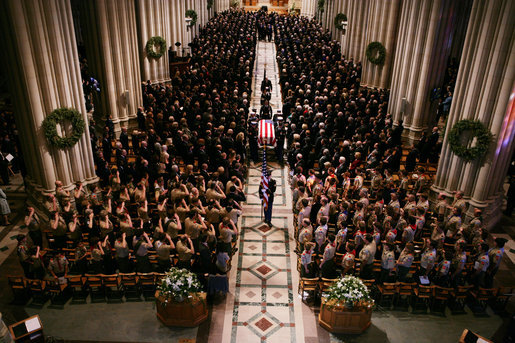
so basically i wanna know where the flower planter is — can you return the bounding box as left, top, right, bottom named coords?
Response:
left=318, top=298, right=372, bottom=334
left=155, top=291, right=208, bottom=327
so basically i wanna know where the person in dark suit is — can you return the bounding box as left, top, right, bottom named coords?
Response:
left=197, top=234, right=214, bottom=274
left=261, top=76, right=272, bottom=93
left=260, top=99, right=272, bottom=119
left=137, top=107, right=146, bottom=130
left=119, top=127, right=129, bottom=150
left=391, top=120, right=404, bottom=147
left=405, top=146, right=419, bottom=173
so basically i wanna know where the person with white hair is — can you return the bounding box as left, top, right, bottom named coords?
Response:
left=336, top=156, right=346, bottom=178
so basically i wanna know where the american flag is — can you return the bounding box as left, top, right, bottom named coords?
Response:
left=260, top=148, right=270, bottom=211
left=258, top=119, right=276, bottom=146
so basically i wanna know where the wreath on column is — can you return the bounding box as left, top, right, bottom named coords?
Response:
left=42, top=107, right=85, bottom=149
left=145, top=36, right=167, bottom=59
left=186, top=9, right=198, bottom=27
left=318, top=0, right=325, bottom=13
left=448, top=119, right=493, bottom=161
left=207, top=0, right=214, bottom=10
left=334, top=13, right=347, bottom=30
left=366, top=41, right=386, bottom=65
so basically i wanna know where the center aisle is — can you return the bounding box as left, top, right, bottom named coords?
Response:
left=217, top=40, right=305, bottom=343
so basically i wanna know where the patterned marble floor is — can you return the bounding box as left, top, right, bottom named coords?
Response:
left=213, top=40, right=305, bottom=343
left=222, top=161, right=303, bottom=343
left=250, top=41, right=282, bottom=113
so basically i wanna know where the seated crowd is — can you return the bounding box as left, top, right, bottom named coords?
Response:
left=15, top=10, right=258, bottom=289
left=10, top=10, right=507, bottom=306
left=273, top=15, right=505, bottom=292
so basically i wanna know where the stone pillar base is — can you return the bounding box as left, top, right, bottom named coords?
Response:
left=401, top=126, right=428, bottom=145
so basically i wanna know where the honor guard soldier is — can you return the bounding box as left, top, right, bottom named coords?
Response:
left=275, top=116, right=285, bottom=165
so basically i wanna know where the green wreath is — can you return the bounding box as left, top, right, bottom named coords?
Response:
left=334, top=13, right=348, bottom=30
left=42, top=107, right=85, bottom=149
left=448, top=119, right=493, bottom=162
left=207, top=0, right=214, bottom=10
left=186, top=9, right=197, bottom=27
left=145, top=36, right=167, bottom=59
left=318, top=0, right=325, bottom=13
left=366, top=41, right=386, bottom=65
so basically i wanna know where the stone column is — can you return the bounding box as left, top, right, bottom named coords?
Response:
left=301, top=0, right=316, bottom=18
left=136, top=0, right=172, bottom=83
left=168, top=0, right=188, bottom=58
left=80, top=0, right=143, bottom=134
left=324, top=0, right=337, bottom=40
left=333, top=0, right=368, bottom=63
left=196, top=0, right=209, bottom=28
left=216, top=0, right=230, bottom=12
left=168, top=0, right=180, bottom=57
left=432, top=0, right=515, bottom=228
left=184, top=0, right=196, bottom=51
left=0, top=0, right=98, bottom=200
left=361, top=0, right=401, bottom=89
left=208, top=0, right=215, bottom=20
left=388, top=0, right=464, bottom=142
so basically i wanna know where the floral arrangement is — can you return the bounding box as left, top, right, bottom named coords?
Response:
left=448, top=119, right=493, bottom=162
left=42, top=107, right=85, bottom=149
left=157, top=268, right=202, bottom=301
left=324, top=276, right=374, bottom=309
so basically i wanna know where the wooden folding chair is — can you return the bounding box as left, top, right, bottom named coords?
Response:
left=66, top=275, right=87, bottom=304
left=47, top=279, right=69, bottom=308
left=431, top=286, right=453, bottom=316
left=449, top=285, right=473, bottom=314
left=26, top=279, right=48, bottom=308
left=354, top=258, right=362, bottom=277
left=361, top=278, right=375, bottom=288
left=137, top=273, right=156, bottom=300
left=413, top=285, right=433, bottom=314
left=407, top=261, right=420, bottom=280
left=8, top=276, right=28, bottom=304
left=102, top=274, right=123, bottom=303
left=154, top=272, right=166, bottom=286
left=85, top=274, right=105, bottom=303
left=469, top=287, right=496, bottom=316
left=120, top=273, right=141, bottom=301
left=395, top=282, right=416, bottom=311
left=334, top=252, right=344, bottom=266
left=318, top=278, right=338, bottom=298
left=299, top=277, right=319, bottom=302
left=377, top=282, right=397, bottom=309
left=372, top=259, right=382, bottom=279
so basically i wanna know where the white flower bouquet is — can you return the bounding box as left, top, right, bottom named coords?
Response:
left=324, top=276, right=374, bottom=309
left=157, top=267, right=203, bottom=301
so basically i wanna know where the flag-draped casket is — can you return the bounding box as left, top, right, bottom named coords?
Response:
left=258, top=119, right=276, bottom=147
